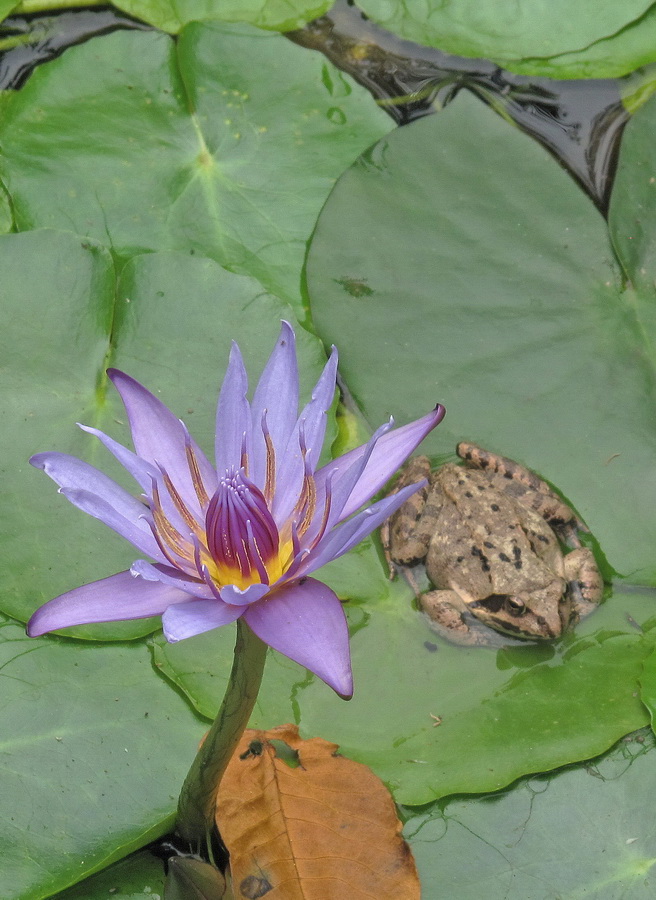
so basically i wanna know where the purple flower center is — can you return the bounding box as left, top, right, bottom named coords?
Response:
left=205, top=468, right=281, bottom=587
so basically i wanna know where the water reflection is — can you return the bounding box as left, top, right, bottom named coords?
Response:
left=0, top=9, right=149, bottom=90
left=290, top=0, right=638, bottom=213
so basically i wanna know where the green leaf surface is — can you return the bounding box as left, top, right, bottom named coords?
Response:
left=155, top=579, right=655, bottom=806
left=359, top=0, right=656, bottom=79
left=0, top=179, right=13, bottom=233
left=610, top=92, right=656, bottom=291
left=111, top=0, right=331, bottom=33
left=405, top=730, right=656, bottom=898
left=307, top=91, right=656, bottom=586
left=56, top=850, right=165, bottom=900
left=0, top=22, right=389, bottom=307
left=0, top=0, right=19, bottom=25
left=298, top=88, right=656, bottom=802
left=0, top=615, right=205, bottom=900
left=0, top=230, right=157, bottom=640
left=507, top=9, right=656, bottom=79
left=0, top=230, right=330, bottom=636
left=639, top=646, right=656, bottom=731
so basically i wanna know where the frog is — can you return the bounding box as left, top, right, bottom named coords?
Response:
left=385, top=442, right=603, bottom=646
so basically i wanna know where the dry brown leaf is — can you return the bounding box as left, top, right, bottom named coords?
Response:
left=216, top=724, right=420, bottom=899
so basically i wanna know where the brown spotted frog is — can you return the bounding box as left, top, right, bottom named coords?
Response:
left=386, top=443, right=602, bottom=646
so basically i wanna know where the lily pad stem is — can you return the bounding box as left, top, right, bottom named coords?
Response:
left=176, top=618, right=267, bottom=853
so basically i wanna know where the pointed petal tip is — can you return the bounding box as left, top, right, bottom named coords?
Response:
left=106, top=368, right=144, bottom=393
left=106, top=368, right=141, bottom=389
left=278, top=320, right=296, bottom=345
left=244, top=577, right=353, bottom=697
left=25, top=615, right=44, bottom=638
left=333, top=674, right=353, bottom=700
left=322, top=659, right=353, bottom=699
left=228, top=339, right=244, bottom=361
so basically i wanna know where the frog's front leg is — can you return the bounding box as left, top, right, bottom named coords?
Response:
left=563, top=548, right=603, bottom=619
left=384, top=456, right=433, bottom=568
left=420, top=589, right=504, bottom=647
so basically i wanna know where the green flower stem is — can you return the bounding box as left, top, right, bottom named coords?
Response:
left=176, top=618, right=268, bottom=850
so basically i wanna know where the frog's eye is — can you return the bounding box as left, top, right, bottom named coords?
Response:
left=503, top=596, right=527, bottom=617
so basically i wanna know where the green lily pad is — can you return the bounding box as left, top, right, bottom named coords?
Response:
left=155, top=578, right=655, bottom=806
left=609, top=92, right=656, bottom=289
left=0, top=180, right=12, bottom=233
left=0, top=0, right=19, bottom=26
left=358, top=0, right=656, bottom=79
left=0, top=615, right=206, bottom=900
left=110, top=0, right=331, bottom=33
left=56, top=850, right=165, bottom=900
left=518, top=11, right=656, bottom=80
left=0, top=230, right=331, bottom=637
left=296, top=87, right=656, bottom=802
left=405, top=730, right=656, bottom=898
left=307, top=90, right=656, bottom=586
left=639, top=645, right=656, bottom=731
left=0, top=22, right=389, bottom=307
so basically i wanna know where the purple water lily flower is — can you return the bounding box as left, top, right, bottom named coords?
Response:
left=28, top=323, right=444, bottom=698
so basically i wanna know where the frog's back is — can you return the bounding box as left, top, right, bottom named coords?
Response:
left=432, top=465, right=562, bottom=598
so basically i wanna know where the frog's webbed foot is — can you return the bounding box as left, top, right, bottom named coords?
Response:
left=564, top=548, right=603, bottom=618
left=457, top=441, right=585, bottom=534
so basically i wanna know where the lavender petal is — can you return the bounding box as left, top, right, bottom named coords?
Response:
left=244, top=577, right=353, bottom=698
left=108, top=369, right=217, bottom=514
left=130, top=560, right=214, bottom=599
left=162, top=599, right=243, bottom=642
left=315, top=405, right=445, bottom=521
left=27, top=570, right=190, bottom=636
left=273, top=346, right=338, bottom=525
left=296, top=481, right=426, bottom=578
left=215, top=342, right=252, bottom=478
left=317, top=419, right=393, bottom=534
left=250, top=322, right=299, bottom=490
left=220, top=583, right=270, bottom=607
left=78, top=423, right=157, bottom=493
left=30, top=452, right=163, bottom=560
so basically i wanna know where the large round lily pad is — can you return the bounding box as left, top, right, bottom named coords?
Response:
left=307, top=90, right=656, bottom=586
left=0, top=22, right=389, bottom=307
left=358, top=0, right=656, bottom=79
